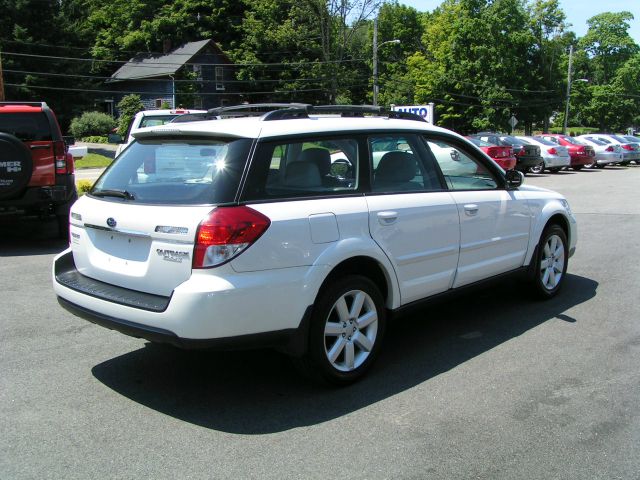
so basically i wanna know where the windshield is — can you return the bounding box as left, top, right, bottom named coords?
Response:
left=530, top=137, right=555, bottom=146
left=91, top=137, right=252, bottom=205
left=501, top=135, right=526, bottom=145
left=610, top=135, right=630, bottom=143
left=561, top=136, right=582, bottom=145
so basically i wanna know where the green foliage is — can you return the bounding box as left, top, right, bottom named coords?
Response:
left=69, top=111, right=117, bottom=138
left=80, top=136, right=109, bottom=143
left=76, top=180, right=93, bottom=195
left=116, top=95, right=145, bottom=137
left=74, top=153, right=113, bottom=169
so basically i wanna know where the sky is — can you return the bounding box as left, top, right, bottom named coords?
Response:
left=398, top=0, right=640, bottom=44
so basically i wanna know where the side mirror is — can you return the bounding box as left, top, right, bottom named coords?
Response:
left=505, top=169, right=524, bottom=189
left=108, top=133, right=124, bottom=144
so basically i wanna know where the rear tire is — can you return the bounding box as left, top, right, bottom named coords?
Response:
left=529, top=162, right=544, bottom=174
left=572, top=165, right=583, bottom=171
left=294, top=275, right=386, bottom=385
left=529, top=224, right=569, bottom=299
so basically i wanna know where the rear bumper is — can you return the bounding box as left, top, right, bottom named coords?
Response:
left=594, top=151, right=623, bottom=165
left=569, top=154, right=594, bottom=166
left=53, top=249, right=317, bottom=354
left=57, top=296, right=307, bottom=352
left=515, top=156, right=543, bottom=170
left=0, top=177, right=76, bottom=215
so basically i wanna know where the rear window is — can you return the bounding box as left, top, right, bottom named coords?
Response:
left=560, top=136, right=582, bottom=145
left=91, top=137, right=252, bottom=205
left=0, top=112, right=52, bottom=141
left=138, top=115, right=180, bottom=128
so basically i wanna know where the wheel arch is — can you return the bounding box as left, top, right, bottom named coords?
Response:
left=318, top=256, right=396, bottom=310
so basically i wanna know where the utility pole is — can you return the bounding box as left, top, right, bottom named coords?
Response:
left=562, top=45, right=574, bottom=135
left=0, top=49, right=5, bottom=101
left=373, top=18, right=378, bottom=106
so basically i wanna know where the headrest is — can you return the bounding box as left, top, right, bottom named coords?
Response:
left=376, top=151, right=416, bottom=182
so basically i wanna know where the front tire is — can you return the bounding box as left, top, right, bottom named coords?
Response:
left=530, top=224, right=569, bottom=299
left=296, top=275, right=386, bottom=385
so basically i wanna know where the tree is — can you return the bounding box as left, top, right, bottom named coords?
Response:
left=116, top=94, right=144, bottom=136
left=372, top=2, right=424, bottom=106
left=578, top=11, right=639, bottom=84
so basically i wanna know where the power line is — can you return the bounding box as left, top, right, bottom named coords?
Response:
left=1, top=51, right=369, bottom=68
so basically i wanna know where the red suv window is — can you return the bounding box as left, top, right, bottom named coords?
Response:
left=0, top=112, right=52, bottom=141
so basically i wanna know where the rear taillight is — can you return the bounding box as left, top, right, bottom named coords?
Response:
left=622, top=144, right=632, bottom=151
left=193, top=206, right=270, bottom=269
left=605, top=146, right=614, bottom=152
left=54, top=140, right=71, bottom=174
left=547, top=147, right=557, bottom=155
left=487, top=147, right=499, bottom=157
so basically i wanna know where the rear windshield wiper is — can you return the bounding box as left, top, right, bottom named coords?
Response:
left=91, top=189, right=135, bottom=200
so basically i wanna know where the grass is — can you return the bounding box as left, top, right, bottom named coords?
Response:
left=74, top=153, right=113, bottom=169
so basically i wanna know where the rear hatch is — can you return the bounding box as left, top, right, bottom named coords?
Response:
left=70, top=134, right=253, bottom=296
left=71, top=198, right=213, bottom=296
left=0, top=109, right=56, bottom=187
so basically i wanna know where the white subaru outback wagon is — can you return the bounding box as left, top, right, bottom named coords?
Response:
left=53, top=104, right=577, bottom=385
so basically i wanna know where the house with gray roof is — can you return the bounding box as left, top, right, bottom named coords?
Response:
left=108, top=39, right=235, bottom=112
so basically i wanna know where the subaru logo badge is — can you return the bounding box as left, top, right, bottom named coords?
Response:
left=106, top=217, right=117, bottom=228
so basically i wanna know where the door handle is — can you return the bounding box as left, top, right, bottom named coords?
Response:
left=377, top=211, right=398, bottom=225
left=463, top=204, right=479, bottom=216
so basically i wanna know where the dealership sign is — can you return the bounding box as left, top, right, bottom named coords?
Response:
left=392, top=103, right=435, bottom=124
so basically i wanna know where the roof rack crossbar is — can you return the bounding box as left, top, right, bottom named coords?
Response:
left=0, top=101, right=48, bottom=107
left=201, top=103, right=427, bottom=123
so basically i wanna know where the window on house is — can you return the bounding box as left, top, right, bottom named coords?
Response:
left=155, top=99, right=163, bottom=109
left=216, top=67, right=225, bottom=91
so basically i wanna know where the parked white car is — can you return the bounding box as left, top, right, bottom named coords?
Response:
left=53, top=104, right=577, bottom=385
left=115, top=109, right=207, bottom=157
left=579, top=134, right=640, bottom=165
left=517, top=136, right=570, bottom=173
left=575, top=135, right=623, bottom=168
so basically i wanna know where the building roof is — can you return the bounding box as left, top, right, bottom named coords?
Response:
left=110, top=39, right=227, bottom=81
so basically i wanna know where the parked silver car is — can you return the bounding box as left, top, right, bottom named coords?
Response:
left=517, top=136, right=570, bottom=173
left=580, top=134, right=640, bottom=165
left=575, top=136, right=624, bottom=168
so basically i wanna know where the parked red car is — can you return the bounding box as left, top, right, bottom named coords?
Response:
left=535, top=134, right=595, bottom=170
left=467, top=137, right=517, bottom=170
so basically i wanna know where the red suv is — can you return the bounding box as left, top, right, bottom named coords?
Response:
left=0, top=102, right=77, bottom=238
left=536, top=134, right=595, bottom=170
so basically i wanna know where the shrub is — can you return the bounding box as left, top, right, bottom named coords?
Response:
left=80, top=135, right=108, bottom=143
left=116, top=94, right=145, bottom=136
left=76, top=180, right=93, bottom=195
left=69, top=112, right=117, bottom=138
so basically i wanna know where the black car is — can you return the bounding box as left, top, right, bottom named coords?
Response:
left=470, top=132, right=544, bottom=174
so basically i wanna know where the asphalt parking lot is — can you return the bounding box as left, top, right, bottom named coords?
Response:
left=1, top=165, right=639, bottom=479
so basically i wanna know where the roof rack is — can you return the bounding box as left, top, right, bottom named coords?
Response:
left=0, top=101, right=48, bottom=108
left=203, top=103, right=427, bottom=123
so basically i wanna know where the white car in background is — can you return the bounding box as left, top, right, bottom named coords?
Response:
left=579, top=134, right=640, bottom=165
left=53, top=104, right=577, bottom=385
left=115, top=109, right=206, bottom=157
left=575, top=135, right=623, bottom=168
left=517, top=136, right=570, bottom=173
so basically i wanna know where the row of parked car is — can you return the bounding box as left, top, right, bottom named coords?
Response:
left=467, top=132, right=640, bottom=174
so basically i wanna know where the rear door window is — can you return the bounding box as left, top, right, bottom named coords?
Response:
left=369, top=134, right=442, bottom=192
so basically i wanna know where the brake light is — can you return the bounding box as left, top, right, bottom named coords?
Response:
left=605, top=146, right=614, bottom=152
left=621, top=144, right=632, bottom=151
left=576, top=147, right=585, bottom=155
left=193, top=206, right=270, bottom=268
left=54, top=140, right=69, bottom=174
left=547, top=147, right=557, bottom=155
left=487, top=147, right=498, bottom=157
